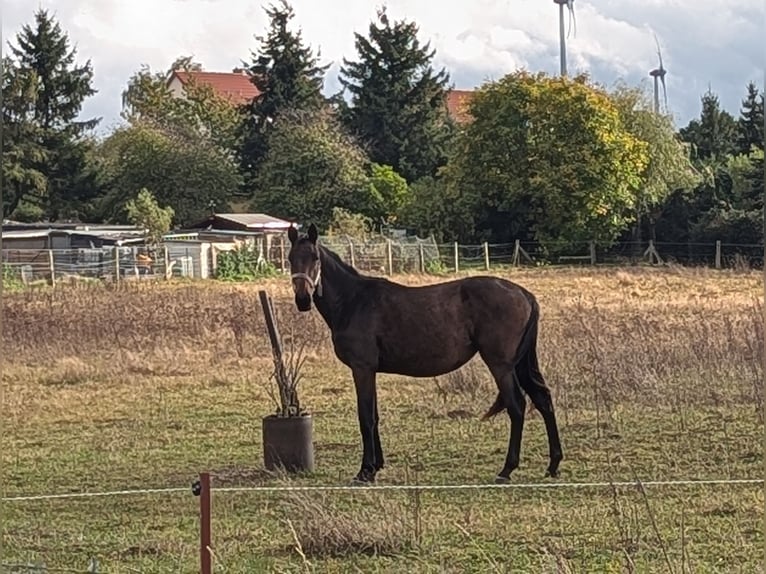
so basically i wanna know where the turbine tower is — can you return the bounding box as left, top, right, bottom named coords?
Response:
left=648, top=34, right=668, bottom=114
left=553, top=0, right=576, bottom=76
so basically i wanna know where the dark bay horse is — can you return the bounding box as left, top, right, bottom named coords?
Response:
left=287, top=224, right=563, bottom=484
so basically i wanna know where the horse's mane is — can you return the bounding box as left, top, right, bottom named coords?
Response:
left=319, top=243, right=361, bottom=277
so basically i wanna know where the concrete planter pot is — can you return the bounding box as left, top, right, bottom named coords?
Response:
left=262, top=413, right=315, bottom=473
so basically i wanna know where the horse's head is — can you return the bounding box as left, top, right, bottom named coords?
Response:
left=287, top=223, right=322, bottom=312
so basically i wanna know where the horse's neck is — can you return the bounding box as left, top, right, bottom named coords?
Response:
left=313, top=249, right=355, bottom=329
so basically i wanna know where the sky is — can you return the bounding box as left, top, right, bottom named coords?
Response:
left=2, top=0, right=764, bottom=137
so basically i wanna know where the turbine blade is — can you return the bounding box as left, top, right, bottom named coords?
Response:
left=653, top=32, right=664, bottom=70
left=661, top=75, right=668, bottom=111
left=567, top=0, right=577, bottom=39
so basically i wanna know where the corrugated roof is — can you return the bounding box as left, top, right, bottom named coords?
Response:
left=2, top=230, right=50, bottom=239
left=213, top=213, right=293, bottom=229
left=171, top=70, right=260, bottom=105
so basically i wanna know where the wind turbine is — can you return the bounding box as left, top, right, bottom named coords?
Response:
left=553, top=0, right=576, bottom=76
left=648, top=34, right=668, bottom=114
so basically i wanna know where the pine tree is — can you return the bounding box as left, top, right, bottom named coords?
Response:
left=679, top=88, right=738, bottom=162
left=3, top=9, right=100, bottom=220
left=239, top=0, right=329, bottom=190
left=338, top=7, right=453, bottom=183
left=737, top=81, right=764, bottom=154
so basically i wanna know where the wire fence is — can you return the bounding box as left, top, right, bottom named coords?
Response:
left=1, top=238, right=763, bottom=286
left=4, top=476, right=763, bottom=572
left=3, top=477, right=763, bottom=502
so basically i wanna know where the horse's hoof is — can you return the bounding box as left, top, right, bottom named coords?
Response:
left=494, top=475, right=510, bottom=485
left=545, top=469, right=560, bottom=479
left=350, top=473, right=375, bottom=486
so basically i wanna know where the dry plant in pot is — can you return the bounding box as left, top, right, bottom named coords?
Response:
left=259, top=290, right=315, bottom=473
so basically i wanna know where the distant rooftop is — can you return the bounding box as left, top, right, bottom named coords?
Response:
left=168, top=69, right=260, bottom=105
left=187, top=212, right=294, bottom=231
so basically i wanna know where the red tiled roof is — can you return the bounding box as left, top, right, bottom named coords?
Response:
left=446, top=89, right=475, bottom=124
left=170, top=70, right=260, bottom=105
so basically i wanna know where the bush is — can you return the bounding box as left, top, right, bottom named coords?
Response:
left=214, top=244, right=279, bottom=281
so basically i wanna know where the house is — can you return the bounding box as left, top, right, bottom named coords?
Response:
left=166, top=68, right=260, bottom=106
left=446, top=89, right=476, bottom=124
left=164, top=66, right=475, bottom=123
left=163, top=212, right=295, bottom=278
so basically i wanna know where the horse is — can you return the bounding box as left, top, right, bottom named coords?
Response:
left=286, top=223, right=563, bottom=484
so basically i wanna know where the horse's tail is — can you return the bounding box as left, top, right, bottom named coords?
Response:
left=481, top=292, right=540, bottom=420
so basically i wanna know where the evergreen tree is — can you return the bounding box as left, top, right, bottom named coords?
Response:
left=2, top=9, right=100, bottom=220
left=736, top=81, right=764, bottom=154
left=239, top=0, right=329, bottom=190
left=679, top=88, right=738, bottom=162
left=338, top=7, right=453, bottom=183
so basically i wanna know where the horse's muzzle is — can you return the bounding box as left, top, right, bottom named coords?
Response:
left=295, top=294, right=312, bottom=312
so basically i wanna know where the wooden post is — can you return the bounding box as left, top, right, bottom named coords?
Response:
left=163, top=246, right=170, bottom=279
left=48, top=249, right=55, bottom=286
left=418, top=243, right=425, bottom=273
left=512, top=240, right=520, bottom=267
left=386, top=240, right=393, bottom=275
left=589, top=241, right=597, bottom=265
left=114, top=246, right=120, bottom=281
left=279, top=235, right=286, bottom=273
left=715, top=240, right=722, bottom=269
left=453, top=242, right=459, bottom=273
left=348, top=238, right=356, bottom=268
left=258, top=290, right=290, bottom=410
left=483, top=242, right=490, bottom=270
left=193, top=472, right=212, bottom=574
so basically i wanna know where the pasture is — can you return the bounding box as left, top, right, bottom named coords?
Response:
left=2, top=264, right=763, bottom=572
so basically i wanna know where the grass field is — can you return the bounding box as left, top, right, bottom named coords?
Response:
left=2, top=265, right=763, bottom=573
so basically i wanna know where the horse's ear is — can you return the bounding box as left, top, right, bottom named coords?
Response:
left=288, top=225, right=298, bottom=244
left=307, top=223, right=318, bottom=244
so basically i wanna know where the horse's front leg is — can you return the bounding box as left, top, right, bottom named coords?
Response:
left=351, top=368, right=380, bottom=484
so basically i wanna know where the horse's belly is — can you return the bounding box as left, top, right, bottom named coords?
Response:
left=377, top=339, right=476, bottom=377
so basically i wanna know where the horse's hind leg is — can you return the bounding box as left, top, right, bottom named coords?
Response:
left=516, top=346, right=563, bottom=478
left=484, top=363, right=527, bottom=483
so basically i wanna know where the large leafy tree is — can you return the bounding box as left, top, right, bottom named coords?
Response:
left=609, top=83, right=701, bottom=245
left=121, top=56, right=242, bottom=154
left=2, top=9, right=100, bottom=220
left=251, top=108, right=380, bottom=230
left=446, top=71, right=649, bottom=249
left=339, top=7, right=453, bottom=183
left=239, top=0, right=329, bottom=190
left=94, top=120, right=242, bottom=226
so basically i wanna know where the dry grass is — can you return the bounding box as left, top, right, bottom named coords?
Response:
left=1, top=265, right=763, bottom=572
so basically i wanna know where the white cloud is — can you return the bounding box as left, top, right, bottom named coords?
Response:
left=2, top=0, right=763, bottom=134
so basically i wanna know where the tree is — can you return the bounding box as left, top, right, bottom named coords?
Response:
left=251, top=108, right=379, bottom=230
left=121, top=56, right=242, bottom=155
left=94, top=120, right=242, bottom=226
left=609, top=83, right=701, bottom=245
left=2, top=9, right=101, bottom=220
left=737, top=81, right=764, bottom=155
left=125, top=188, right=175, bottom=245
left=2, top=57, right=48, bottom=218
left=367, top=163, right=409, bottom=225
left=679, top=88, right=738, bottom=162
left=239, top=0, right=329, bottom=189
left=446, top=71, right=649, bottom=250
left=398, top=174, right=476, bottom=242
left=339, top=7, right=454, bottom=183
